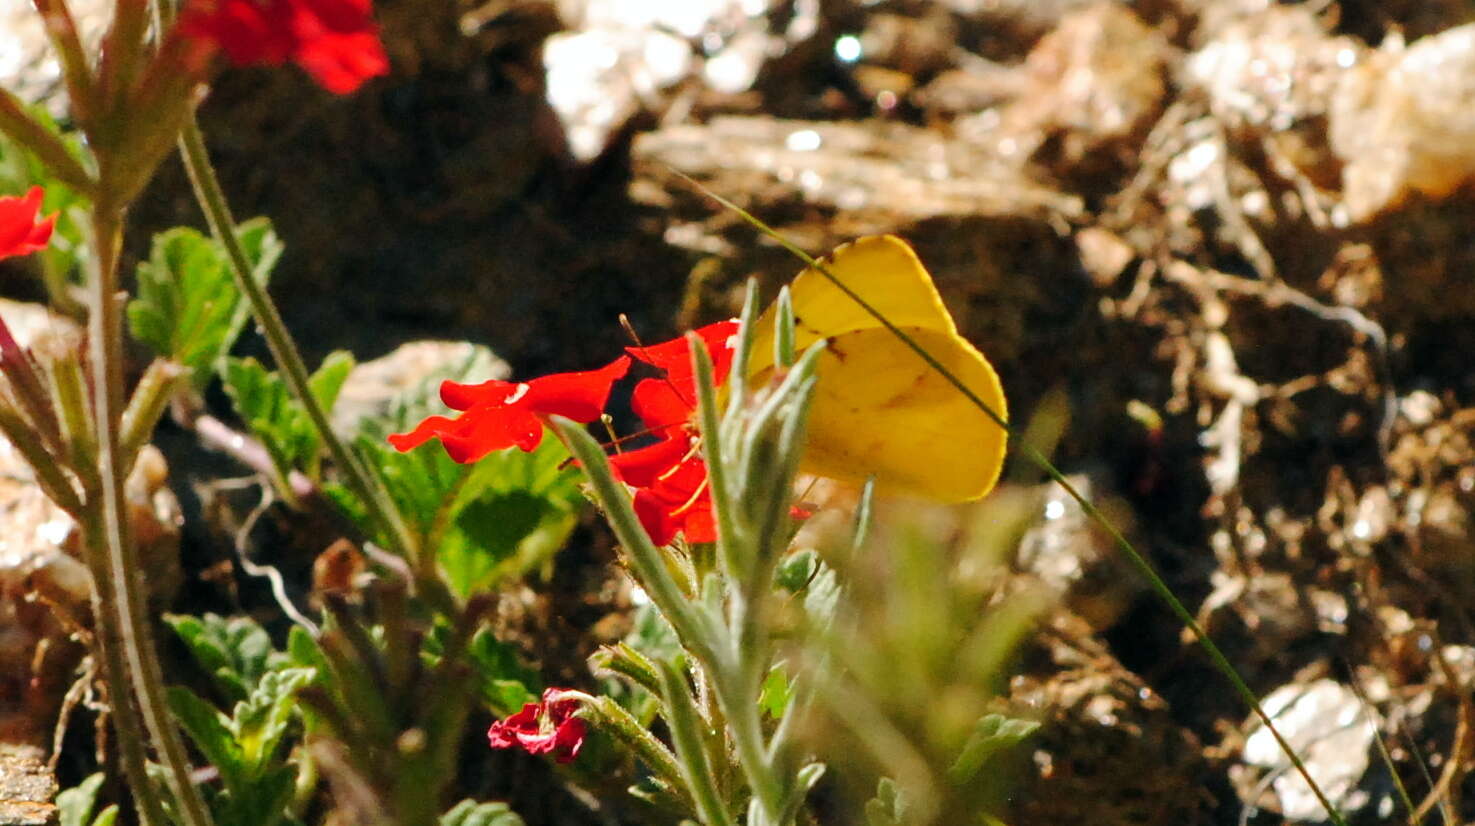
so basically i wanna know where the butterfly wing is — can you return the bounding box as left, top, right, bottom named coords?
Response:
left=750, top=235, right=1008, bottom=502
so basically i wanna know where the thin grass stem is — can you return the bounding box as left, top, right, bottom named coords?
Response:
left=681, top=175, right=1349, bottom=826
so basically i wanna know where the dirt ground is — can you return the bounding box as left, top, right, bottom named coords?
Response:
left=9, top=0, right=1475, bottom=823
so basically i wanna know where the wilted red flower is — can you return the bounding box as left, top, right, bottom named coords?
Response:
left=0, top=188, right=56, bottom=260
left=177, top=0, right=389, bottom=94
left=488, top=688, right=587, bottom=764
left=609, top=320, right=739, bottom=545
left=388, top=356, right=631, bottom=463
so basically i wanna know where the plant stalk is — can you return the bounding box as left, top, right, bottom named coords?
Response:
left=174, top=118, right=420, bottom=568
left=85, top=206, right=215, bottom=826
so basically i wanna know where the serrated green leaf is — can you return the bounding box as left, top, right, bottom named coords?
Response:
left=946, top=713, right=1040, bottom=786
left=56, top=773, right=105, bottom=826
left=331, top=430, right=581, bottom=597
left=224, top=351, right=354, bottom=485
left=214, top=763, right=297, bottom=826
left=165, top=613, right=281, bottom=703
left=307, top=351, right=354, bottom=415
left=169, top=686, right=249, bottom=796
left=864, top=777, right=910, bottom=826
left=231, top=668, right=314, bottom=774
left=126, top=220, right=279, bottom=392
left=439, top=799, right=525, bottom=826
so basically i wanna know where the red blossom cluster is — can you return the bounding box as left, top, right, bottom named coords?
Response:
left=487, top=688, right=588, bottom=764
left=176, top=0, right=389, bottom=94
left=610, top=320, right=739, bottom=545
left=389, top=320, right=739, bottom=547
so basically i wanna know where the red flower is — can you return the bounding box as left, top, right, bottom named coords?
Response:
left=177, top=0, right=389, bottom=94
left=488, top=688, right=587, bottom=764
left=609, top=320, right=739, bottom=545
left=0, top=188, right=56, bottom=260
left=388, top=356, right=631, bottom=463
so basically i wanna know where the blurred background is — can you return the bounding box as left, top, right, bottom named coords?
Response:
left=6, top=0, right=1475, bottom=822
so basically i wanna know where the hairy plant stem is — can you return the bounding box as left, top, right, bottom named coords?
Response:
left=86, top=206, right=215, bottom=826
left=176, top=118, right=430, bottom=598
left=174, top=118, right=422, bottom=574
left=75, top=506, right=167, bottom=826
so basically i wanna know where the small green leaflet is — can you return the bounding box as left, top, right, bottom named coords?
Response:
left=56, top=774, right=118, bottom=826
left=128, top=219, right=282, bottom=392
left=946, top=713, right=1041, bottom=786
left=224, top=351, right=354, bottom=485
left=165, top=612, right=288, bottom=704
left=439, top=799, right=525, bottom=826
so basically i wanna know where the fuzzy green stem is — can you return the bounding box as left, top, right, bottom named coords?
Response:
left=175, top=118, right=420, bottom=567
left=0, top=88, right=96, bottom=194
left=49, top=352, right=96, bottom=473
left=700, top=330, right=822, bottom=825
left=120, top=359, right=185, bottom=472
left=74, top=508, right=167, bottom=826
left=98, top=0, right=151, bottom=113
left=657, top=660, right=738, bottom=826
left=0, top=399, right=82, bottom=515
left=551, top=416, right=722, bottom=669
left=583, top=694, right=694, bottom=813
left=86, top=207, right=216, bottom=826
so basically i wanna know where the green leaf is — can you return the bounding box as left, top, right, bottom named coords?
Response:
left=758, top=663, right=792, bottom=720
left=424, top=624, right=537, bottom=716
left=323, top=345, right=584, bottom=595
left=946, top=713, right=1041, bottom=786
left=231, top=668, right=315, bottom=775
left=224, top=351, right=355, bottom=484
left=439, top=799, right=526, bottom=826
left=864, top=777, right=910, bottom=826
left=168, top=686, right=249, bottom=795
left=331, top=432, right=581, bottom=597
left=214, top=764, right=297, bottom=826
left=165, top=613, right=283, bottom=703
left=126, top=220, right=280, bottom=392
left=56, top=773, right=105, bottom=826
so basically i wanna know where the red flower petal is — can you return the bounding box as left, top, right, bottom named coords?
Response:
left=0, top=188, right=56, bottom=260
left=632, top=489, right=681, bottom=547
left=487, top=689, right=587, bottom=764
left=609, top=434, right=692, bottom=488
left=390, top=356, right=629, bottom=462
left=177, top=0, right=294, bottom=64
left=625, top=320, right=739, bottom=424
left=627, top=319, right=739, bottom=376
left=630, top=377, right=693, bottom=432
left=627, top=451, right=715, bottom=545
left=517, top=355, right=632, bottom=421
left=176, top=0, right=388, bottom=93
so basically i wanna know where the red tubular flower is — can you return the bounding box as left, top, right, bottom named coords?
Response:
left=487, top=688, right=587, bottom=764
left=176, top=0, right=389, bottom=94
left=388, top=356, right=630, bottom=463
left=0, top=188, right=56, bottom=260
left=608, top=320, right=739, bottom=545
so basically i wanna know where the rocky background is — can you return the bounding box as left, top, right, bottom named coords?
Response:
left=6, top=0, right=1475, bottom=823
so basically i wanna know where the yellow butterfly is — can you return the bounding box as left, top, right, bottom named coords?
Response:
left=747, top=235, right=1009, bottom=503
